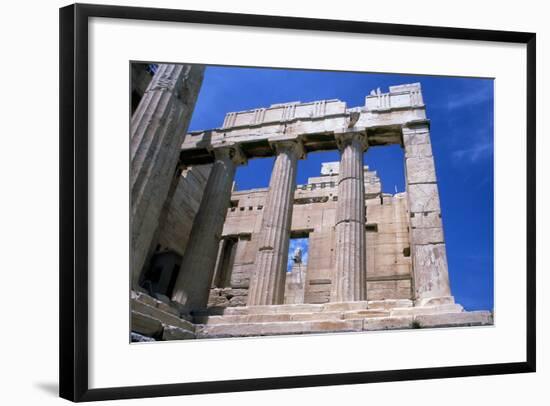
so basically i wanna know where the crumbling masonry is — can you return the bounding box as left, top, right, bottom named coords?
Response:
left=129, top=64, right=492, bottom=342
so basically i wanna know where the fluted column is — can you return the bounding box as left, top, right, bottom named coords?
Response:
left=131, top=64, right=204, bottom=290
left=331, top=131, right=368, bottom=302
left=248, top=139, right=304, bottom=305
left=171, top=146, right=245, bottom=312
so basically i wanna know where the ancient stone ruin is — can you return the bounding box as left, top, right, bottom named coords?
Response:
left=130, top=63, right=492, bottom=342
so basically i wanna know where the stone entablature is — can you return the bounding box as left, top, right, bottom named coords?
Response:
left=179, top=83, right=427, bottom=166
left=218, top=84, right=425, bottom=132
left=221, top=99, right=346, bottom=129
left=365, top=83, right=425, bottom=112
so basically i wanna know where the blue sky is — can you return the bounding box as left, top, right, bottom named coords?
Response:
left=288, top=238, right=309, bottom=273
left=188, top=66, right=494, bottom=311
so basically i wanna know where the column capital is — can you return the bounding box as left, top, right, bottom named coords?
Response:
left=210, top=143, right=247, bottom=165
left=334, top=129, right=368, bottom=152
left=268, top=136, right=306, bottom=159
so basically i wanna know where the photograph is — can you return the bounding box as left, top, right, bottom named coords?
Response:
left=54, top=2, right=537, bottom=402
left=130, top=63, right=495, bottom=342
left=0, top=0, right=542, bottom=403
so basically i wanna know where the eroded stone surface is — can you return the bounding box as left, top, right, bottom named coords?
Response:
left=131, top=81, right=491, bottom=341
left=404, top=143, right=433, bottom=158
left=131, top=332, right=156, bottom=342
left=131, top=64, right=204, bottom=289
left=413, top=244, right=451, bottom=299
left=415, top=311, right=493, bottom=328
left=411, top=227, right=445, bottom=245
left=132, top=312, right=163, bottom=337
left=248, top=140, right=303, bottom=306
left=407, top=183, right=441, bottom=213
left=410, top=211, right=442, bottom=229
left=332, top=131, right=368, bottom=302
left=390, top=303, right=463, bottom=316
left=405, top=156, right=437, bottom=184
left=364, top=316, right=413, bottom=331
left=402, top=124, right=452, bottom=304
left=131, top=297, right=493, bottom=340
left=196, top=319, right=364, bottom=338
left=171, top=146, right=245, bottom=313
left=162, top=325, right=195, bottom=340
left=194, top=305, right=493, bottom=339
left=131, top=297, right=195, bottom=332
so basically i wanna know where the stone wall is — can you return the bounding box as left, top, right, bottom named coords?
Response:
left=208, top=163, right=412, bottom=309
left=284, top=263, right=307, bottom=304
left=155, top=164, right=212, bottom=257
left=366, top=193, right=412, bottom=300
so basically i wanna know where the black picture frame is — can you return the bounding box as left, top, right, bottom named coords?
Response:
left=59, top=3, right=536, bottom=402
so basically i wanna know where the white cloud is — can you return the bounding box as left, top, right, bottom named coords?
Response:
left=452, top=141, right=492, bottom=163
left=446, top=86, right=493, bottom=111
left=450, top=119, right=493, bottom=165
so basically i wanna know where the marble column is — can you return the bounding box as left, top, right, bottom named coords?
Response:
left=331, top=131, right=368, bottom=302
left=248, top=139, right=304, bottom=306
left=131, top=64, right=204, bottom=290
left=171, top=146, right=245, bottom=312
left=402, top=123, right=453, bottom=306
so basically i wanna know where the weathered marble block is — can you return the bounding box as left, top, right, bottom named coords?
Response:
left=363, top=316, right=413, bottom=331
left=405, top=156, right=437, bottom=184
left=162, top=325, right=195, bottom=340
left=411, top=227, right=445, bottom=245
left=410, top=211, right=442, bottom=229
left=131, top=312, right=163, bottom=337
left=407, top=183, right=441, bottom=213
left=402, top=129, right=431, bottom=146
left=415, top=311, right=493, bottom=328
left=412, top=243, right=451, bottom=299
left=404, top=143, right=433, bottom=158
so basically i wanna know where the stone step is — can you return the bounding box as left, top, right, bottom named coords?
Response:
left=196, top=310, right=493, bottom=339
left=197, top=319, right=364, bottom=338
left=389, top=303, right=464, bottom=317
left=205, top=304, right=464, bottom=325
left=202, top=309, right=391, bottom=325
left=366, top=299, right=414, bottom=310
left=131, top=297, right=195, bottom=332
left=222, top=303, right=325, bottom=316
left=221, top=299, right=413, bottom=316
left=131, top=310, right=197, bottom=341
left=414, top=311, right=493, bottom=328
left=131, top=292, right=196, bottom=341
